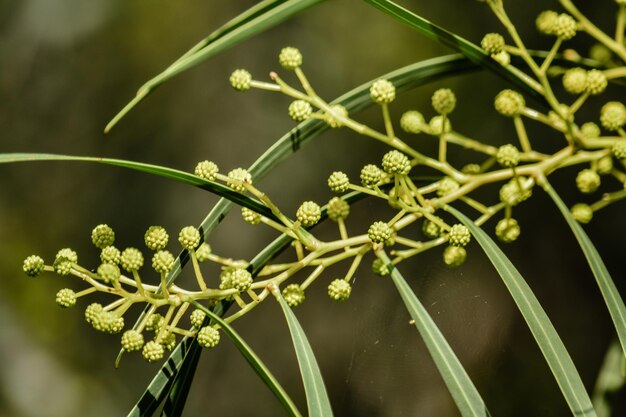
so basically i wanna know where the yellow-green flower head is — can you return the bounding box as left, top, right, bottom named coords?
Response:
left=241, top=207, right=262, bottom=225
left=536, top=10, right=559, bottom=35
left=554, top=13, right=577, bottom=40
left=400, top=111, right=426, bottom=134
left=219, top=267, right=236, bottom=290
left=495, top=218, right=521, bottom=243
left=437, top=177, right=460, bottom=197
left=325, top=104, right=348, bottom=128
left=142, top=341, right=165, bottom=362
left=197, top=326, right=220, bottom=348
left=597, top=155, right=613, bottom=175
left=23, top=255, right=45, bottom=277
left=145, top=313, right=164, bottom=332
left=120, top=247, right=144, bottom=272
left=282, top=283, right=306, bottom=307
left=328, top=171, right=350, bottom=193
left=100, top=245, right=121, bottom=264
left=328, top=279, right=351, bottom=302
left=288, top=100, right=312, bottom=122
left=422, top=218, right=442, bottom=239
left=231, top=268, right=253, bottom=292
left=370, top=79, right=396, bottom=104
left=152, top=250, right=175, bottom=274
left=431, top=88, right=456, bottom=115
left=576, top=169, right=600, bottom=194
left=54, top=248, right=77, bottom=276
left=190, top=309, right=206, bottom=328
left=443, top=245, right=466, bottom=267
left=196, top=242, right=212, bottom=262
left=590, top=44, right=612, bottom=64
left=121, top=330, right=144, bottom=352
left=382, top=150, right=411, bottom=175
left=368, top=221, right=393, bottom=244
left=499, top=177, right=533, bottom=206
left=495, top=89, right=525, bottom=117
left=600, top=101, right=626, bottom=131
left=84, top=303, right=103, bottom=325
left=227, top=168, right=252, bottom=192
left=612, top=141, right=626, bottom=159
left=586, top=70, right=607, bottom=95
left=91, top=224, right=115, bottom=249
left=144, top=225, right=169, bottom=251
left=429, top=115, right=452, bottom=134
left=195, top=160, right=219, bottom=181
left=496, top=144, right=520, bottom=168
left=462, top=163, right=481, bottom=174
left=296, top=201, right=322, bottom=227
left=580, top=122, right=601, bottom=139
left=179, top=226, right=201, bottom=250
left=371, top=258, right=390, bottom=277
left=571, top=203, right=593, bottom=224
left=97, top=263, right=120, bottom=284
left=278, top=47, right=303, bottom=70
left=91, top=311, right=124, bottom=334
left=229, top=69, right=252, bottom=91
left=55, top=288, right=76, bottom=308
left=448, top=224, right=471, bottom=247
left=481, top=33, right=506, bottom=55
left=562, top=68, right=587, bottom=95
left=327, top=197, right=350, bottom=222
left=492, top=51, right=510, bottom=66
left=360, top=164, right=383, bottom=187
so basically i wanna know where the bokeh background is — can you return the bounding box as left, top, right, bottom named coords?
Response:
left=1, top=0, right=625, bottom=416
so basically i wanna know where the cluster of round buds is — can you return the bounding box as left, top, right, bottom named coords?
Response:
left=152, top=250, right=175, bottom=274
left=360, top=164, right=383, bottom=187
left=196, top=242, right=212, bottom=262
left=23, top=255, right=45, bottom=277
left=282, top=283, right=306, bottom=307
left=499, top=177, right=533, bottom=206
left=370, top=79, right=396, bottom=104
left=97, top=263, right=120, bottom=283
left=142, top=341, right=165, bottom=362
left=100, top=245, right=120, bottom=264
left=90, top=310, right=125, bottom=334
left=400, top=111, right=426, bottom=134
left=431, top=88, right=456, bottom=115
left=288, top=100, right=312, bottom=122
left=613, top=141, right=626, bottom=159
left=562, top=68, right=607, bottom=96
left=296, top=201, right=321, bottom=227
left=278, top=47, right=302, bottom=70
left=437, top=177, right=460, bottom=197
left=327, top=279, right=351, bottom=302
left=325, top=104, right=348, bottom=128
left=429, top=115, right=452, bottom=135
left=382, top=150, right=411, bottom=175
left=197, top=326, right=221, bottom=348
left=54, top=248, right=78, bottom=276
left=229, top=69, right=252, bottom=92
left=495, top=218, right=521, bottom=243
left=495, top=90, right=525, bottom=117
left=327, top=197, right=350, bottom=222
left=121, top=330, right=144, bottom=352
left=536, top=11, right=577, bottom=39
left=145, top=313, right=164, bottom=332
left=241, top=207, right=262, bottom=225
left=144, top=225, right=169, bottom=251
left=447, top=224, right=471, bottom=247
left=120, top=248, right=144, bottom=272
left=422, top=218, right=442, bottom=239
left=371, top=258, right=390, bottom=277
left=481, top=33, right=506, bottom=55
left=600, top=102, right=626, bottom=131
left=443, top=246, right=466, bottom=267
left=85, top=303, right=103, bottom=325
left=586, top=70, right=608, bottom=95
left=571, top=203, right=593, bottom=224
left=328, top=171, right=350, bottom=193
left=580, top=122, right=601, bottom=139
left=368, top=221, right=393, bottom=244
left=195, top=160, right=219, bottom=181
left=230, top=269, right=253, bottom=292
left=496, top=144, right=520, bottom=168
left=536, top=11, right=559, bottom=35
left=55, top=288, right=77, bottom=308
left=227, top=168, right=252, bottom=192
left=91, top=224, right=115, bottom=249
left=190, top=309, right=206, bottom=328
left=596, top=156, right=614, bottom=175
left=576, top=169, right=601, bottom=194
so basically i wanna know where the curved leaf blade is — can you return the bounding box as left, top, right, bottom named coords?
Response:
left=541, top=179, right=626, bottom=359
left=443, top=204, right=597, bottom=417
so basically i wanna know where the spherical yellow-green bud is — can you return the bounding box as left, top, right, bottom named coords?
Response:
left=562, top=68, right=587, bottom=95
left=422, top=218, right=442, bottom=239
left=195, top=160, right=219, bottom=181
left=84, top=303, right=103, bottom=324
left=97, top=263, right=120, bottom=284
left=152, top=250, right=175, bottom=274
left=370, top=79, right=396, bottom=104
left=536, top=10, right=559, bottom=35
left=437, top=177, right=459, bottom=197
left=328, top=279, right=351, bottom=302
left=429, top=115, right=452, bottom=134
left=382, top=150, right=411, bottom=175
left=400, top=111, right=425, bottom=134
left=227, top=168, right=252, bottom=192
left=481, top=33, right=506, bottom=55
left=91, top=224, right=115, bottom=249
left=462, top=163, right=481, bottom=174
left=580, top=122, right=601, bottom=139
left=586, top=70, right=607, bottom=95
left=145, top=313, right=164, bottom=332
left=492, top=51, right=510, bottom=66
left=495, top=218, right=520, bottom=243
left=495, top=89, right=525, bottom=117
left=178, top=226, right=201, bottom=250
left=91, top=311, right=124, bottom=334
left=612, top=141, right=626, bottom=159
left=197, top=326, right=221, bottom=348
left=288, top=100, right=312, bottom=122
left=53, top=248, right=77, bottom=276
left=368, top=221, right=393, bottom=244
left=554, top=13, right=577, bottom=40
left=496, top=144, right=520, bottom=168
left=600, top=102, right=626, bottom=131
left=278, top=47, right=302, bottom=70
left=121, top=330, right=144, bottom=352
left=241, top=207, right=262, bottom=225
left=144, top=226, right=169, bottom=251
left=282, top=283, right=305, bottom=307
left=23, top=255, right=45, bottom=277
left=325, top=104, right=348, bottom=128
left=229, top=69, right=252, bottom=91
left=576, top=169, right=601, bottom=194
left=120, top=247, right=144, bottom=272
left=360, top=164, right=383, bottom=187
left=190, top=309, right=206, bottom=328
left=231, top=268, right=253, bottom=292
left=327, top=197, right=350, bottom=222
left=590, top=44, right=612, bottom=64
left=328, top=171, right=350, bottom=193
left=371, top=258, right=390, bottom=277
left=571, top=203, right=593, bottom=224
left=443, top=245, right=466, bottom=267
left=99, top=245, right=120, bottom=265
left=597, top=155, right=614, bottom=175
left=142, top=341, right=165, bottom=362
left=219, top=267, right=236, bottom=291
left=499, top=177, right=533, bottom=206
left=431, top=88, right=456, bottom=115
left=296, top=201, right=321, bottom=227
left=196, top=242, right=212, bottom=262
left=55, top=288, right=76, bottom=308
left=448, top=224, right=471, bottom=247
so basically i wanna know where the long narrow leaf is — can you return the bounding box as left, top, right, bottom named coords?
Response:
left=592, top=339, right=626, bottom=417
left=105, top=0, right=325, bottom=132
left=443, top=204, right=597, bottom=417
left=541, top=179, right=626, bottom=359
left=189, top=299, right=303, bottom=417
left=374, top=250, right=490, bottom=417
left=160, top=341, right=202, bottom=417
left=273, top=290, right=333, bottom=417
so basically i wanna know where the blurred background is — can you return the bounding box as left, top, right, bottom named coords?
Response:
left=1, top=0, right=625, bottom=416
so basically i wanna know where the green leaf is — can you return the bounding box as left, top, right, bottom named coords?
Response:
left=541, top=179, right=626, bottom=359
left=592, top=339, right=626, bottom=417
left=105, top=0, right=325, bottom=133
left=273, top=290, right=333, bottom=417
left=189, top=299, right=303, bottom=417
left=374, top=250, right=490, bottom=417
left=159, top=341, right=202, bottom=417
left=443, top=204, right=597, bottom=417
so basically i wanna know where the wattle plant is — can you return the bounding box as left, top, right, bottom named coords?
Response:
left=4, top=0, right=626, bottom=416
